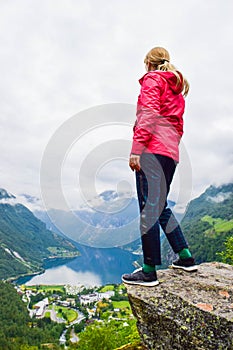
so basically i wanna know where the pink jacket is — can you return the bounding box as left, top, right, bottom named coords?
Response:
left=131, top=70, right=185, bottom=162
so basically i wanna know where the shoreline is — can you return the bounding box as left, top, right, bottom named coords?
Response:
left=7, top=268, right=45, bottom=284
left=8, top=254, right=80, bottom=285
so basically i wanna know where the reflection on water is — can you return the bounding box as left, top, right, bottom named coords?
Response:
left=18, top=244, right=139, bottom=287
left=26, top=265, right=102, bottom=287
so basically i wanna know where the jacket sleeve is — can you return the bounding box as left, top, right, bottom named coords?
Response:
left=131, top=74, right=162, bottom=155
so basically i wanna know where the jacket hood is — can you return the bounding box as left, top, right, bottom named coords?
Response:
left=140, top=70, right=184, bottom=95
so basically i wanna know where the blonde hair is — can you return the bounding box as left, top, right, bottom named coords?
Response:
left=144, top=47, right=189, bottom=96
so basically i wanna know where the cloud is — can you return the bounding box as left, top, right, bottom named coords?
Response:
left=0, top=193, right=44, bottom=212
left=0, top=0, right=232, bottom=208
left=25, top=265, right=102, bottom=286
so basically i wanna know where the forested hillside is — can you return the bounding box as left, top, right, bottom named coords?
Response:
left=0, top=281, right=64, bottom=349
left=0, top=188, right=79, bottom=280
left=162, top=183, right=233, bottom=265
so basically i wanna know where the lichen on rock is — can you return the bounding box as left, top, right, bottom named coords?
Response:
left=125, top=262, right=233, bottom=350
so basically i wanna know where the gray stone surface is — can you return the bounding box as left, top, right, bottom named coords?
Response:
left=125, top=262, right=233, bottom=350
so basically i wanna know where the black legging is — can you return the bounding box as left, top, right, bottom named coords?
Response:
left=136, top=153, right=188, bottom=266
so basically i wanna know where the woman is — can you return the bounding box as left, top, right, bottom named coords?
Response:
left=122, top=47, right=197, bottom=286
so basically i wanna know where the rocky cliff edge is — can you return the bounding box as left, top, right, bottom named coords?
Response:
left=125, top=262, right=233, bottom=350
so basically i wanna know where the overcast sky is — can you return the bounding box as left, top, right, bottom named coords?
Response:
left=0, top=0, right=233, bottom=212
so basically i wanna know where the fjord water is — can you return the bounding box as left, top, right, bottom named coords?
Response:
left=17, top=244, right=138, bottom=287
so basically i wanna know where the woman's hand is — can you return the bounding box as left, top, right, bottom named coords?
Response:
left=129, top=154, right=141, bottom=172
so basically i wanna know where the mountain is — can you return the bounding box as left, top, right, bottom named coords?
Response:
left=0, top=188, right=79, bottom=280
left=162, top=183, right=233, bottom=266
left=34, top=190, right=177, bottom=249
left=35, top=190, right=140, bottom=248
left=0, top=188, right=15, bottom=200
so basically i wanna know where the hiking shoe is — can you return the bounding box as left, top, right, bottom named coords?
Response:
left=171, top=257, right=198, bottom=272
left=122, top=268, right=159, bottom=286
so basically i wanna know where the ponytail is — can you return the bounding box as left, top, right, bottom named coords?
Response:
left=144, top=47, right=190, bottom=97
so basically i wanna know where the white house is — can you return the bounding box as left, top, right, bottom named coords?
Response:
left=98, top=291, right=115, bottom=299
left=80, top=293, right=99, bottom=305
left=34, top=297, right=49, bottom=318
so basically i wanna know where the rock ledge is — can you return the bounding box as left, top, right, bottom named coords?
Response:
left=125, top=262, right=233, bottom=350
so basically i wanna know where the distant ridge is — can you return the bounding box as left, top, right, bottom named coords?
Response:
left=0, top=188, right=79, bottom=280
left=0, top=188, right=15, bottom=199
left=162, top=183, right=233, bottom=266
left=35, top=190, right=177, bottom=248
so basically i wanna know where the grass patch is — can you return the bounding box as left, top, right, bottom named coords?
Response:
left=112, top=301, right=130, bottom=309
left=65, top=308, right=78, bottom=322
left=98, top=284, right=127, bottom=294
left=20, top=285, right=37, bottom=293
left=202, top=215, right=233, bottom=235
left=117, top=284, right=126, bottom=291
left=21, top=285, right=65, bottom=294
left=215, top=220, right=233, bottom=232
left=99, top=285, right=115, bottom=292
left=55, top=306, right=78, bottom=323
left=47, top=246, right=79, bottom=258
left=38, top=285, right=65, bottom=293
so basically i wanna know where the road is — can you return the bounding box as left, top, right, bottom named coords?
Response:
left=70, top=328, right=79, bottom=343
left=49, top=304, right=66, bottom=323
